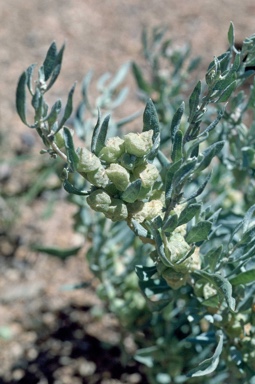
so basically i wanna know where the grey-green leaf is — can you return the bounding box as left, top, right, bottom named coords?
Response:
left=45, top=99, right=62, bottom=128
left=185, top=172, right=211, bottom=202
left=43, top=41, right=58, bottom=81
left=196, top=141, right=225, bottom=172
left=149, top=223, right=174, bottom=268
left=185, top=220, right=212, bottom=243
left=132, top=62, right=151, bottom=94
left=121, top=179, right=142, bottom=203
left=32, top=244, right=82, bottom=260
left=198, top=109, right=224, bottom=138
left=164, top=159, right=182, bottom=203
left=26, top=64, right=37, bottom=96
left=230, top=269, right=255, bottom=286
left=205, top=245, right=223, bottom=272
left=131, top=219, right=153, bottom=240
left=46, top=43, right=65, bottom=91
left=58, top=82, right=76, bottom=130
left=16, top=71, right=28, bottom=126
left=170, top=101, right=185, bottom=140
left=178, top=203, right=201, bottom=226
left=63, top=127, right=79, bottom=172
left=162, top=213, right=178, bottom=233
left=217, top=80, right=236, bottom=102
left=195, top=270, right=236, bottom=311
left=143, top=98, right=160, bottom=140
left=172, top=130, right=183, bottom=163
left=108, top=62, right=130, bottom=92
left=228, top=21, right=235, bottom=47
left=91, top=109, right=101, bottom=153
left=172, top=157, right=197, bottom=191
left=188, top=80, right=201, bottom=123
left=63, top=179, right=90, bottom=196
left=92, top=114, right=110, bottom=156
left=187, top=331, right=224, bottom=377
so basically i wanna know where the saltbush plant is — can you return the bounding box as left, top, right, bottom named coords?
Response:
left=16, top=23, right=255, bottom=383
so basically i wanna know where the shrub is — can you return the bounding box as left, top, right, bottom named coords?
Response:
left=16, top=22, right=255, bottom=383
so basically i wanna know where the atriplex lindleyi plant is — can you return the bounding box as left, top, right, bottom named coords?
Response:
left=16, top=23, right=255, bottom=383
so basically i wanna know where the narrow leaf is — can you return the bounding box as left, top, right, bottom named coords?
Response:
left=228, top=21, right=235, bottom=47
left=164, top=160, right=182, bottom=203
left=195, top=270, right=235, bottom=311
left=243, top=204, right=255, bottom=233
left=198, top=109, right=224, bottom=137
left=196, top=141, right=225, bottom=172
left=63, top=179, right=90, bottom=196
left=32, top=244, right=82, bottom=260
left=63, top=127, right=79, bottom=172
left=44, top=99, right=62, bottom=128
left=172, top=130, right=183, bottom=163
left=231, top=53, right=241, bottom=72
left=26, top=64, right=37, bottom=95
left=149, top=223, right=174, bottom=268
left=81, top=70, right=93, bottom=109
left=178, top=203, right=201, bottom=226
left=188, top=81, right=201, bottom=123
left=43, top=41, right=58, bottom=81
left=131, top=219, right=153, bottom=240
left=187, top=331, right=224, bottom=377
left=170, top=101, right=185, bottom=140
left=108, top=62, right=130, bottom=92
left=46, top=43, right=65, bottom=91
left=116, top=109, right=142, bottom=128
left=205, top=246, right=223, bottom=272
left=31, top=87, right=41, bottom=111
left=91, top=109, right=101, bottom=153
left=185, top=220, right=212, bottom=243
left=185, top=172, right=211, bottom=202
left=121, top=179, right=142, bottom=203
left=143, top=99, right=160, bottom=139
left=162, top=213, right=178, bottom=233
left=172, top=158, right=197, bottom=191
left=217, top=80, right=236, bottom=102
left=93, top=114, right=110, bottom=155
left=58, top=82, right=76, bottom=130
left=175, top=245, right=196, bottom=265
left=132, top=62, right=151, bottom=94
left=230, top=269, right=255, bottom=286
left=16, top=71, right=28, bottom=126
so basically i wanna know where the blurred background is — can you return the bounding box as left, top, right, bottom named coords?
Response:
left=1, top=1, right=255, bottom=383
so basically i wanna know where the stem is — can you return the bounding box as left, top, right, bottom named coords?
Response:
left=51, top=141, right=67, bottom=162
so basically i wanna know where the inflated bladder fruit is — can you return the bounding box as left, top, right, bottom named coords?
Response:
left=124, top=130, right=153, bottom=157
left=133, top=163, right=159, bottom=188
left=86, top=189, right=111, bottom=213
left=106, top=163, right=130, bottom=191
left=86, top=166, right=109, bottom=188
left=163, top=226, right=201, bottom=275
left=99, top=137, right=125, bottom=163
left=76, top=147, right=101, bottom=173
left=203, top=282, right=218, bottom=300
left=128, top=199, right=163, bottom=223
left=104, top=198, right=128, bottom=221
